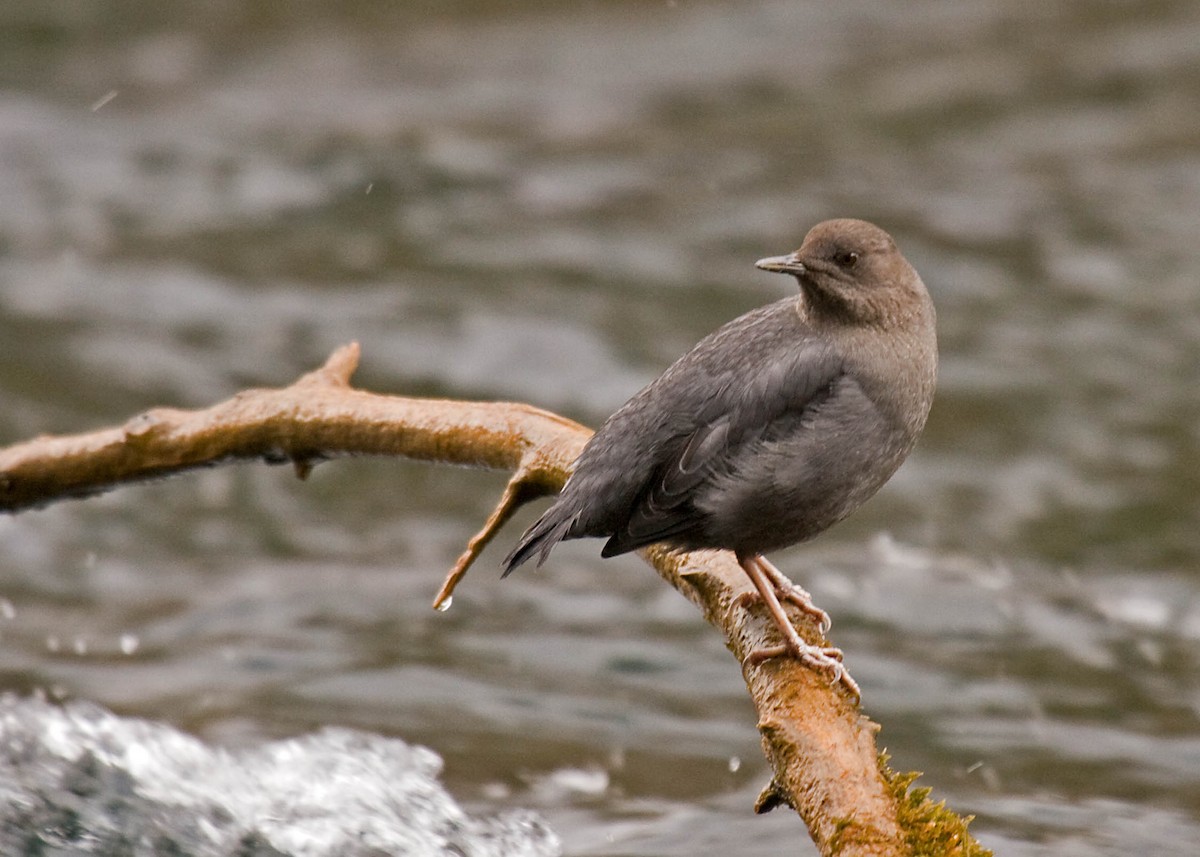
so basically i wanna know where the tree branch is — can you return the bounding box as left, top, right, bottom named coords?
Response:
left=0, top=344, right=990, bottom=857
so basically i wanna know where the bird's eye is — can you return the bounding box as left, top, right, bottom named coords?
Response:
left=834, top=251, right=859, bottom=268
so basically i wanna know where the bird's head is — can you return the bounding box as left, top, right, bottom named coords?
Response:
left=756, top=219, right=929, bottom=327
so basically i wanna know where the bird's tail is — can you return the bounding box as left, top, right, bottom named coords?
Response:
left=501, top=507, right=581, bottom=577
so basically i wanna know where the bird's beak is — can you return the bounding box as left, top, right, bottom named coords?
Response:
left=755, top=253, right=806, bottom=275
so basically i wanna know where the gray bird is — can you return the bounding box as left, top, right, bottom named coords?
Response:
left=503, top=219, right=937, bottom=696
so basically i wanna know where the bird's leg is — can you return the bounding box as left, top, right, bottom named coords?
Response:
left=732, top=558, right=832, bottom=634
left=755, top=556, right=832, bottom=634
left=737, top=555, right=860, bottom=701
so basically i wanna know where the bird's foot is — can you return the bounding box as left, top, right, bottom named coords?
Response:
left=737, top=554, right=860, bottom=702
left=755, top=557, right=832, bottom=634
left=733, top=585, right=831, bottom=636
left=746, top=640, right=861, bottom=702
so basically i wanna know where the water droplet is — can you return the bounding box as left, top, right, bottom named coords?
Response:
left=728, top=755, right=741, bottom=773
left=0, top=598, right=14, bottom=620
left=73, top=637, right=88, bottom=655
left=90, top=89, right=119, bottom=112
left=436, top=596, right=453, bottom=612
left=120, top=634, right=140, bottom=655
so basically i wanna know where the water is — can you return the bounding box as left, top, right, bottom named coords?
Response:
left=1, top=1, right=1199, bottom=854
left=0, top=695, right=560, bottom=856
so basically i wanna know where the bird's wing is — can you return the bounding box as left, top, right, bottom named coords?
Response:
left=600, top=339, right=845, bottom=557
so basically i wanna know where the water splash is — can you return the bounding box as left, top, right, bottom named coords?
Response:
left=0, top=695, right=561, bottom=857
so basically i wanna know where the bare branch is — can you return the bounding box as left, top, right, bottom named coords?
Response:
left=0, top=344, right=990, bottom=857
left=0, top=343, right=583, bottom=513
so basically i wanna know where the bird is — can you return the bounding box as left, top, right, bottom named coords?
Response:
left=502, top=218, right=937, bottom=697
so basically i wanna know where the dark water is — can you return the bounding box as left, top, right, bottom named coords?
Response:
left=1, top=1, right=1199, bottom=854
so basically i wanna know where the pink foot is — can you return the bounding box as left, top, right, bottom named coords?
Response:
left=736, top=555, right=860, bottom=702
left=756, top=556, right=832, bottom=634
left=746, top=640, right=861, bottom=702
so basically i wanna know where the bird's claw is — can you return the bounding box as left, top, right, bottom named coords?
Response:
left=745, top=642, right=843, bottom=665
left=755, top=559, right=833, bottom=634
left=737, top=555, right=859, bottom=702
left=733, top=587, right=832, bottom=636
left=746, top=641, right=861, bottom=702
left=783, top=588, right=832, bottom=635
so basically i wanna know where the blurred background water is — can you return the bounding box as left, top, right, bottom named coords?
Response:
left=1, top=1, right=1199, bottom=854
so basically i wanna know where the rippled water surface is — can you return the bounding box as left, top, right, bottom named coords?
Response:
left=2, top=2, right=1199, bottom=854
